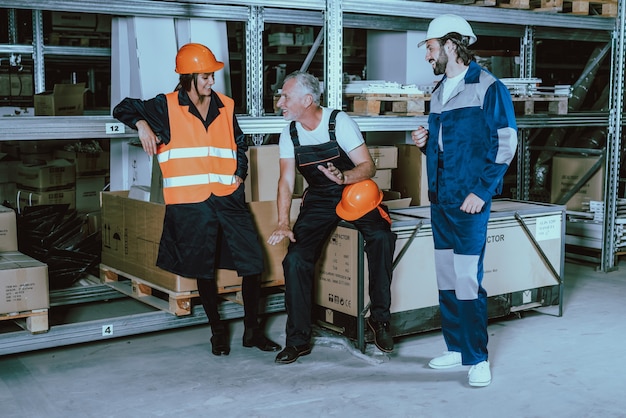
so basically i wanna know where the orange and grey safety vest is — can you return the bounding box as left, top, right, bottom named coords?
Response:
left=158, top=91, right=238, bottom=204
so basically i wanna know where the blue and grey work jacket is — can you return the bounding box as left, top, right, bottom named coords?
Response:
left=424, top=60, right=518, bottom=205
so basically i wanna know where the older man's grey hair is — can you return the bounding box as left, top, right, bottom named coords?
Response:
left=284, top=71, right=322, bottom=105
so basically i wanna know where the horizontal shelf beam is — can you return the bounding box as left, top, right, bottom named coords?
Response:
left=0, top=113, right=615, bottom=141
left=0, top=0, right=250, bottom=21
left=0, top=291, right=285, bottom=356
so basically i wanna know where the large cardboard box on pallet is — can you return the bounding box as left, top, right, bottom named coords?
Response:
left=0, top=251, right=49, bottom=314
left=101, top=191, right=299, bottom=293
left=315, top=201, right=564, bottom=340
left=248, top=145, right=281, bottom=202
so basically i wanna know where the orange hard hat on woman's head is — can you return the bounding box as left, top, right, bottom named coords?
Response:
left=175, top=43, right=224, bottom=74
left=336, top=179, right=383, bottom=221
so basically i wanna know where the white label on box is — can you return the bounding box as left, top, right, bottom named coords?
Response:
left=105, top=123, right=125, bottom=135
left=536, top=215, right=561, bottom=241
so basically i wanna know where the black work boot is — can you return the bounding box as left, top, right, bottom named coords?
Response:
left=240, top=274, right=281, bottom=352
left=197, top=278, right=230, bottom=355
left=243, top=328, right=281, bottom=352
left=211, top=327, right=230, bottom=356
left=367, top=317, right=394, bottom=353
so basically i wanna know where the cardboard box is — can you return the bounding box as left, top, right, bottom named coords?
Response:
left=391, top=144, right=428, bottom=206
left=268, top=32, right=294, bottom=46
left=368, top=146, right=398, bottom=169
left=51, top=11, right=97, bottom=31
left=76, top=176, right=106, bottom=212
left=34, top=83, right=85, bottom=116
left=16, top=159, right=76, bottom=191
left=0, top=251, right=49, bottom=314
left=0, top=182, right=17, bottom=207
left=17, top=188, right=75, bottom=210
left=0, top=205, right=18, bottom=252
left=0, top=152, right=20, bottom=183
left=551, top=155, right=604, bottom=211
left=294, top=26, right=315, bottom=46
left=54, top=149, right=110, bottom=177
left=248, top=145, right=281, bottom=202
left=372, top=169, right=392, bottom=190
left=0, top=73, right=33, bottom=97
left=101, top=191, right=300, bottom=293
left=383, top=198, right=412, bottom=210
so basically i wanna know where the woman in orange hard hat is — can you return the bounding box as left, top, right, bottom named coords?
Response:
left=113, top=43, right=281, bottom=357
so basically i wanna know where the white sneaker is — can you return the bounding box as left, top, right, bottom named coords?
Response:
left=468, top=361, right=491, bottom=387
left=428, top=351, right=462, bottom=369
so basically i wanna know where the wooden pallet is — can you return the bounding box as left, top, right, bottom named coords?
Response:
left=345, top=93, right=428, bottom=116
left=531, top=0, right=616, bottom=15
left=100, top=264, right=198, bottom=316
left=474, top=0, right=616, bottom=15
left=484, top=0, right=530, bottom=9
left=511, top=94, right=568, bottom=115
left=0, top=309, right=49, bottom=334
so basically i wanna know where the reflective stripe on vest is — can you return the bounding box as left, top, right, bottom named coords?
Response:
left=159, top=91, right=238, bottom=204
left=157, top=146, right=237, bottom=163
left=162, top=173, right=236, bottom=188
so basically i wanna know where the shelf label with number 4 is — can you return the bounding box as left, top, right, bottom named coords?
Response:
left=106, top=122, right=125, bottom=135
left=102, top=324, right=113, bottom=336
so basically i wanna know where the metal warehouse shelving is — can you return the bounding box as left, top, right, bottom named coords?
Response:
left=0, top=0, right=623, bottom=354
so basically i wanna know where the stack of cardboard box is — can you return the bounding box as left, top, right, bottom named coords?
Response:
left=16, top=159, right=76, bottom=210
left=55, top=144, right=109, bottom=213
left=0, top=205, right=49, bottom=332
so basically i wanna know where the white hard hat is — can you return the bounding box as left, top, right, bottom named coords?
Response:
left=418, top=14, right=477, bottom=47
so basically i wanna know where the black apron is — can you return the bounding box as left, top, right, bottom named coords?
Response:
left=290, top=109, right=355, bottom=197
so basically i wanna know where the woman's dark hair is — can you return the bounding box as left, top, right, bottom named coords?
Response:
left=176, top=73, right=197, bottom=92
left=440, top=32, right=475, bottom=66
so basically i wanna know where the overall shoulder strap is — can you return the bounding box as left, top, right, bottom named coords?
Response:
left=289, top=121, right=300, bottom=147
left=329, top=109, right=340, bottom=142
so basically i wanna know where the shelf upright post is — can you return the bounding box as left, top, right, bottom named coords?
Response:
left=8, top=9, right=17, bottom=44
left=516, top=26, right=535, bottom=201
left=519, top=26, right=535, bottom=79
left=324, top=0, right=342, bottom=110
left=601, top=2, right=625, bottom=272
left=246, top=5, right=265, bottom=146
left=517, top=129, right=530, bottom=201
left=32, top=9, right=45, bottom=93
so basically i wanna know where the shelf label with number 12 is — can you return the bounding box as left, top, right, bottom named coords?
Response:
left=106, top=122, right=125, bottom=135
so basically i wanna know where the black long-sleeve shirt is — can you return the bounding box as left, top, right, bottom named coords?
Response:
left=113, top=89, right=249, bottom=180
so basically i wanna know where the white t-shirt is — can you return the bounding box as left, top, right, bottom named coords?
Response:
left=279, top=107, right=364, bottom=159
left=442, top=67, right=468, bottom=104
left=439, top=67, right=468, bottom=151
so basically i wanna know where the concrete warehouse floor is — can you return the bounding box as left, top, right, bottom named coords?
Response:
left=1, top=260, right=625, bottom=418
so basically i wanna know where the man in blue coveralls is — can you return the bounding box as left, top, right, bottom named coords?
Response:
left=411, top=15, right=518, bottom=387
